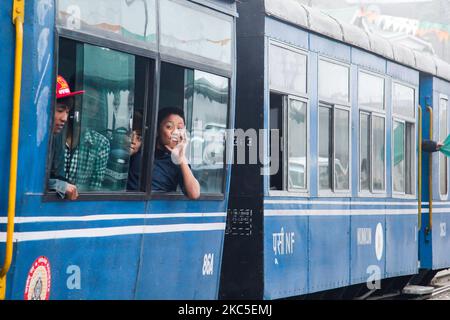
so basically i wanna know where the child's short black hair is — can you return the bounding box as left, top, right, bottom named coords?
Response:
left=157, top=107, right=185, bottom=128
left=56, top=96, right=74, bottom=110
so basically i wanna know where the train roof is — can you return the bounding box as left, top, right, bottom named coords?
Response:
left=265, top=0, right=450, bottom=82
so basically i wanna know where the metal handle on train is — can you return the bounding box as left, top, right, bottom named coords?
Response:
left=0, top=0, right=25, bottom=300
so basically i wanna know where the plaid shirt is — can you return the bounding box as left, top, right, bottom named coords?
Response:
left=65, top=130, right=110, bottom=191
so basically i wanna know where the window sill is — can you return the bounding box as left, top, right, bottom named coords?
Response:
left=43, top=192, right=148, bottom=202
left=43, top=191, right=225, bottom=202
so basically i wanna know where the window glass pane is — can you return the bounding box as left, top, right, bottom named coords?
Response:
left=158, top=62, right=229, bottom=194
left=372, top=116, right=385, bottom=191
left=288, top=99, right=307, bottom=190
left=393, top=83, right=415, bottom=118
left=360, top=113, right=370, bottom=191
left=160, top=0, right=232, bottom=66
left=54, top=40, right=147, bottom=194
left=406, top=122, right=415, bottom=195
left=393, top=121, right=405, bottom=193
left=358, top=72, right=384, bottom=109
left=319, top=60, right=349, bottom=103
left=188, top=70, right=229, bottom=194
left=77, top=45, right=135, bottom=191
left=334, top=109, right=350, bottom=191
left=269, top=44, right=307, bottom=95
left=319, top=106, right=332, bottom=190
left=57, top=0, right=157, bottom=49
left=440, top=98, right=448, bottom=195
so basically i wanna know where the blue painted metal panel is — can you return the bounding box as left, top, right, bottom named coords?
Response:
left=309, top=33, right=351, bottom=63
left=432, top=212, right=450, bottom=269
left=350, top=216, right=386, bottom=285
left=135, top=230, right=225, bottom=299
left=351, top=48, right=386, bottom=74
left=263, top=215, right=308, bottom=299
left=385, top=215, right=418, bottom=277
left=15, top=0, right=55, bottom=202
left=8, top=235, right=142, bottom=299
left=265, top=17, right=309, bottom=51
left=419, top=74, right=434, bottom=269
left=387, top=61, right=419, bottom=87
left=309, top=215, right=350, bottom=293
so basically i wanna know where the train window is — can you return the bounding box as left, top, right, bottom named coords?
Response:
left=287, top=98, right=307, bottom=190
left=159, top=0, right=233, bottom=67
left=359, top=114, right=386, bottom=193
left=392, top=82, right=415, bottom=196
left=358, top=71, right=386, bottom=194
left=405, top=122, right=415, bottom=195
left=270, top=93, right=284, bottom=191
left=360, top=113, right=370, bottom=191
left=393, top=83, right=415, bottom=118
left=318, top=105, right=332, bottom=191
left=334, top=108, right=350, bottom=191
left=440, top=97, right=448, bottom=196
left=56, top=0, right=157, bottom=50
left=393, top=120, right=406, bottom=193
left=318, top=104, right=351, bottom=192
left=48, top=38, right=149, bottom=196
left=358, top=71, right=384, bottom=110
left=158, top=62, right=229, bottom=195
left=372, top=116, right=386, bottom=191
left=269, top=94, right=308, bottom=192
left=319, top=59, right=349, bottom=104
left=269, top=42, right=307, bottom=96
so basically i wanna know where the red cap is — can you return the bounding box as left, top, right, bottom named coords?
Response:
left=56, top=75, right=84, bottom=99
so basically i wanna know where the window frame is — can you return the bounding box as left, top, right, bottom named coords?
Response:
left=439, top=94, right=449, bottom=200
left=158, top=0, right=235, bottom=73
left=391, top=80, right=416, bottom=199
left=318, top=57, right=351, bottom=107
left=150, top=60, right=231, bottom=200
left=268, top=39, right=309, bottom=98
left=357, top=69, right=387, bottom=197
left=46, top=20, right=233, bottom=201
left=268, top=40, right=310, bottom=197
left=317, top=56, right=351, bottom=197
left=286, top=95, right=309, bottom=194
left=44, top=33, right=157, bottom=202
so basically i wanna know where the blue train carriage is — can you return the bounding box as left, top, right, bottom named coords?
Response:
left=220, top=0, right=450, bottom=300
left=0, top=0, right=236, bottom=300
left=417, top=54, right=450, bottom=281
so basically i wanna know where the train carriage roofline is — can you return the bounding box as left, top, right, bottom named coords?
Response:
left=264, top=0, right=450, bottom=82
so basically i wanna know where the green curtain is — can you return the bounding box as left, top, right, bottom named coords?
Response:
left=439, top=134, right=450, bottom=157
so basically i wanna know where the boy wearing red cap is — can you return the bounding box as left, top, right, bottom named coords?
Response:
left=48, top=75, right=84, bottom=200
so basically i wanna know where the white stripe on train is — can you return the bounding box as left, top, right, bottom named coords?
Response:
left=0, top=222, right=226, bottom=242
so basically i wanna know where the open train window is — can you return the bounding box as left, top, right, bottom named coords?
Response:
left=318, top=58, right=351, bottom=194
left=392, top=82, right=416, bottom=196
left=270, top=93, right=283, bottom=191
left=156, top=62, right=229, bottom=196
left=46, top=37, right=152, bottom=199
left=358, top=70, right=386, bottom=194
